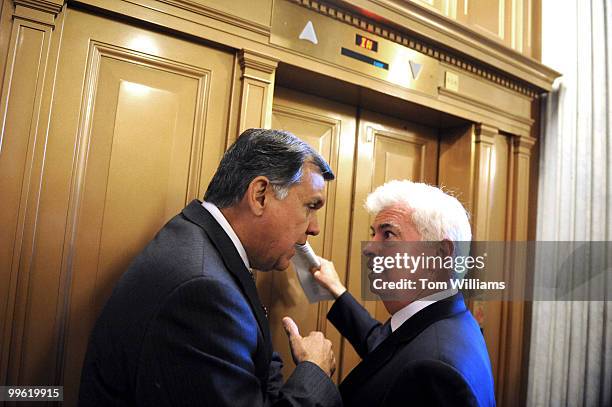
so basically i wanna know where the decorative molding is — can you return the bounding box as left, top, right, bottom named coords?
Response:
left=0, top=4, right=56, bottom=384
left=475, top=123, right=498, bottom=144
left=273, top=102, right=340, bottom=128
left=157, top=0, right=270, bottom=37
left=13, top=0, right=63, bottom=16
left=238, top=49, right=278, bottom=76
left=359, top=0, right=557, bottom=87
left=55, top=40, right=213, bottom=385
left=236, top=49, right=277, bottom=131
left=472, top=123, right=498, bottom=241
left=290, top=0, right=550, bottom=98
left=513, top=134, right=536, bottom=155
left=438, top=87, right=535, bottom=127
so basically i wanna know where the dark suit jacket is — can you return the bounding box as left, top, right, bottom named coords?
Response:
left=79, top=200, right=341, bottom=407
left=328, top=292, right=495, bottom=407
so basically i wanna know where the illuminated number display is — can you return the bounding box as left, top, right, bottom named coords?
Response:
left=355, top=34, right=378, bottom=52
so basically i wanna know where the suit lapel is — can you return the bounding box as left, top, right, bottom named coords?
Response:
left=340, top=294, right=468, bottom=395
left=181, top=200, right=272, bottom=353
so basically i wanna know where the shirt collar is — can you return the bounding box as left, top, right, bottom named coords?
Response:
left=390, top=288, right=458, bottom=332
left=202, top=201, right=250, bottom=270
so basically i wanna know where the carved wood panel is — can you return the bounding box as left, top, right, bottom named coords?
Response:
left=2, top=9, right=234, bottom=404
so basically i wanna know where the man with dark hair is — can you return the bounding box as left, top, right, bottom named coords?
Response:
left=79, top=129, right=342, bottom=406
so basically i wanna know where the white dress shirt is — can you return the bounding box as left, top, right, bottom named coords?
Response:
left=390, top=288, right=458, bottom=332
left=201, top=201, right=250, bottom=270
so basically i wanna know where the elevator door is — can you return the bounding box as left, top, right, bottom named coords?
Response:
left=341, top=109, right=439, bottom=379
left=257, top=87, right=357, bottom=383
left=263, top=87, right=439, bottom=382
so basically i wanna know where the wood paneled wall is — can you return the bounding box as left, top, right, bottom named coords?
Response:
left=407, top=0, right=541, bottom=59
left=0, top=0, right=64, bottom=386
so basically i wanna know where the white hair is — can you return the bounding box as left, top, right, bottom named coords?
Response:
left=365, top=180, right=472, bottom=245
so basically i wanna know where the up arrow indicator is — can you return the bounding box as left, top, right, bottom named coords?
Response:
left=299, top=21, right=319, bottom=45
left=409, top=60, right=423, bottom=79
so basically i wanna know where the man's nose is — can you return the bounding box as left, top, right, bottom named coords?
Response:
left=362, top=241, right=376, bottom=258
left=306, top=215, right=320, bottom=236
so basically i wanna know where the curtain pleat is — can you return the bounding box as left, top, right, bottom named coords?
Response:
left=527, top=1, right=612, bottom=406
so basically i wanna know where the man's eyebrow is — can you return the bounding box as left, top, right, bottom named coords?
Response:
left=378, top=222, right=400, bottom=230
left=370, top=223, right=400, bottom=234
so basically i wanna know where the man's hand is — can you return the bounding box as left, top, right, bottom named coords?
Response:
left=282, top=317, right=336, bottom=377
left=310, top=257, right=347, bottom=299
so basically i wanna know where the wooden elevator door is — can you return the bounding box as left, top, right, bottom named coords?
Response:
left=261, top=87, right=439, bottom=382
left=257, top=87, right=357, bottom=384
left=341, top=109, right=439, bottom=379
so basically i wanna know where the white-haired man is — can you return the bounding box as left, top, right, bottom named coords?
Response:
left=312, top=180, right=496, bottom=407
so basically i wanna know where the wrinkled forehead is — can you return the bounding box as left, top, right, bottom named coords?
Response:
left=371, top=203, right=413, bottom=229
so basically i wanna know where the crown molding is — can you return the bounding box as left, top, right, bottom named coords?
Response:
left=439, top=87, right=534, bottom=127
left=238, top=49, right=278, bottom=75
left=294, top=0, right=560, bottom=97
left=475, top=123, right=498, bottom=143
left=157, top=0, right=270, bottom=37
left=513, top=134, right=537, bottom=152
left=13, top=0, right=63, bottom=16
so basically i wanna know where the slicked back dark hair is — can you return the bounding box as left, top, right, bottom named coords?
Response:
left=204, top=128, right=334, bottom=208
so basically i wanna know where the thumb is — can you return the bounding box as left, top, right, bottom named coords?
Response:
left=310, top=256, right=323, bottom=272
left=282, top=316, right=301, bottom=340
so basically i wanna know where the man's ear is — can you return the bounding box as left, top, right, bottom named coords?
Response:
left=438, top=239, right=454, bottom=258
left=245, top=176, right=270, bottom=216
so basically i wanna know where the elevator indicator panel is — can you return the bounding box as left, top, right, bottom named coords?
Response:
left=271, top=0, right=440, bottom=96
left=341, top=47, right=388, bottom=70
left=356, top=34, right=378, bottom=52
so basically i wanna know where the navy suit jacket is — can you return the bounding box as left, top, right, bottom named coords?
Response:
left=329, top=292, right=495, bottom=407
left=79, top=200, right=341, bottom=406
